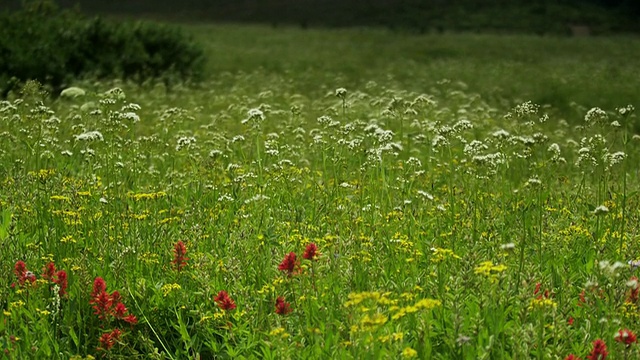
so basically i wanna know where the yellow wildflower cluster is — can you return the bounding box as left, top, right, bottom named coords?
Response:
left=391, top=298, right=442, bottom=320
left=528, top=297, right=557, bottom=310
left=50, top=195, right=71, bottom=202
left=60, top=235, right=76, bottom=244
left=161, top=283, right=181, bottom=297
left=378, top=332, right=404, bottom=343
left=269, top=327, right=290, bottom=339
left=351, top=313, right=388, bottom=333
left=138, top=252, right=160, bottom=265
left=28, top=169, right=55, bottom=182
left=128, top=191, right=167, bottom=201
left=402, top=347, right=418, bottom=358
left=474, top=261, right=507, bottom=281
left=620, top=302, right=640, bottom=322
left=344, top=291, right=397, bottom=307
left=431, top=247, right=461, bottom=263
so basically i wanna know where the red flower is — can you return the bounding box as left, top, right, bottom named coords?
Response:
left=278, top=252, right=299, bottom=275
left=12, top=260, right=36, bottom=287
left=14, top=261, right=26, bottom=279
left=303, top=243, right=320, bottom=260
left=98, top=332, right=115, bottom=351
left=123, top=314, right=138, bottom=325
left=114, top=302, right=128, bottom=319
left=565, top=355, right=581, bottom=360
left=275, top=296, right=291, bottom=315
left=91, top=277, right=107, bottom=299
left=586, top=339, right=608, bottom=360
left=171, top=241, right=189, bottom=271
left=578, top=290, right=587, bottom=307
left=111, top=290, right=122, bottom=304
left=98, top=329, right=121, bottom=351
left=615, top=329, right=637, bottom=347
left=214, top=290, right=237, bottom=311
left=42, top=262, right=56, bottom=280
left=53, top=270, right=68, bottom=296
left=93, top=291, right=113, bottom=319
left=568, top=317, right=574, bottom=326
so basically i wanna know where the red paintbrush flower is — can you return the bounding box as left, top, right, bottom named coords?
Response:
left=214, top=290, right=237, bottom=311
left=98, top=329, right=121, bottom=351
left=275, top=296, right=292, bottom=315
left=42, top=262, right=56, bottom=280
left=586, top=339, right=608, bottom=360
left=114, top=302, right=128, bottom=319
left=303, top=243, right=320, bottom=260
left=615, top=329, right=637, bottom=347
left=278, top=252, right=299, bottom=275
left=565, top=355, right=581, bottom=360
left=111, top=290, right=122, bottom=305
left=91, top=277, right=107, bottom=299
left=53, top=270, right=68, bottom=296
left=123, top=314, right=138, bottom=325
left=93, top=291, right=113, bottom=320
left=171, top=241, right=189, bottom=271
left=98, top=332, right=115, bottom=351
left=14, top=261, right=26, bottom=279
left=12, top=260, right=36, bottom=287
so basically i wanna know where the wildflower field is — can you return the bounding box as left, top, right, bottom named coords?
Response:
left=1, top=25, right=640, bottom=359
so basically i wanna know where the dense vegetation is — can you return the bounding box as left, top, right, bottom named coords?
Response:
left=1, top=15, right=640, bottom=360
left=6, top=0, right=640, bottom=34
left=0, top=1, right=205, bottom=96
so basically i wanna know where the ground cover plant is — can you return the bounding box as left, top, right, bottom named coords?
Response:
left=1, top=25, right=640, bottom=359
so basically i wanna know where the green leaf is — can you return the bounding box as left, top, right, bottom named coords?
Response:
left=0, top=208, right=11, bottom=241
left=68, top=327, right=80, bottom=349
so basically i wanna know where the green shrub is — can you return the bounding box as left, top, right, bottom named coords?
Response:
left=0, top=0, right=205, bottom=96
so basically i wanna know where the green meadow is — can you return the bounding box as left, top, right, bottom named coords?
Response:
left=1, top=24, right=640, bottom=359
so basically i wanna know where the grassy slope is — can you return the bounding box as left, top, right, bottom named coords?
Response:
left=189, top=24, right=640, bottom=122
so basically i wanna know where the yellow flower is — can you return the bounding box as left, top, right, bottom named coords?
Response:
left=402, top=347, right=418, bottom=358
left=160, top=283, right=181, bottom=297
left=269, top=327, right=289, bottom=338
left=50, top=195, right=71, bottom=202
left=528, top=297, right=557, bottom=310
left=474, top=261, right=507, bottom=281
left=431, top=247, right=461, bottom=263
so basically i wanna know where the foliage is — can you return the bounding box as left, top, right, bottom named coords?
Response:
left=15, top=0, right=640, bottom=35
left=0, top=1, right=205, bottom=96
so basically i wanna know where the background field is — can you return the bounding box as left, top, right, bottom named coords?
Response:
left=190, top=24, right=640, bottom=120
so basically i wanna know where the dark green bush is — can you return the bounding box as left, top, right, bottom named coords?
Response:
left=0, top=0, right=205, bottom=96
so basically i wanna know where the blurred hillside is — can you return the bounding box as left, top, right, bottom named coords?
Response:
left=4, top=0, right=640, bottom=34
